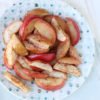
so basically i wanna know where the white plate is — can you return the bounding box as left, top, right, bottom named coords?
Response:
left=0, top=0, right=95, bottom=100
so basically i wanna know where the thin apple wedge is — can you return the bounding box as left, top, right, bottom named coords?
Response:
left=24, top=8, right=49, bottom=20
left=5, top=38, right=17, bottom=69
left=54, top=63, right=81, bottom=77
left=4, top=71, right=31, bottom=92
left=3, top=21, right=22, bottom=44
left=35, top=77, right=66, bottom=91
left=34, top=19, right=56, bottom=46
left=58, top=57, right=81, bottom=65
left=66, top=65, right=81, bottom=77
left=29, top=61, right=53, bottom=72
left=14, top=62, right=33, bottom=81
left=11, top=34, right=28, bottom=56
left=43, top=70, right=67, bottom=79
left=17, top=56, right=31, bottom=70
left=51, top=18, right=67, bottom=41
left=56, top=37, right=70, bottom=59
left=44, top=15, right=69, bottom=33
left=66, top=18, right=80, bottom=45
left=53, top=63, right=68, bottom=73
left=69, top=46, right=81, bottom=63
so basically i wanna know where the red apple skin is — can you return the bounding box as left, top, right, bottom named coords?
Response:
left=14, top=62, right=32, bottom=81
left=30, top=66, right=43, bottom=72
left=22, top=68, right=48, bottom=78
left=19, top=15, right=40, bottom=41
left=27, top=53, right=55, bottom=62
left=35, top=77, right=66, bottom=91
left=66, top=18, right=80, bottom=45
left=3, top=51, right=13, bottom=69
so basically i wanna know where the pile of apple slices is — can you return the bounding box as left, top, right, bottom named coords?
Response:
left=3, top=8, right=81, bottom=91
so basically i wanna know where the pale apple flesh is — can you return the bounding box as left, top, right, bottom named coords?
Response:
left=3, top=21, right=22, bottom=44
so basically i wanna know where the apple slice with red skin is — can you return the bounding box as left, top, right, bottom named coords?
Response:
left=44, top=15, right=69, bottom=33
left=58, top=57, right=81, bottom=66
left=24, top=8, right=49, bottom=20
left=27, top=53, right=55, bottom=62
left=43, top=70, right=67, bottom=79
left=56, top=34, right=70, bottom=59
left=3, top=21, right=22, bottom=44
left=11, top=34, right=28, bottom=56
left=3, top=51, right=12, bottom=69
left=34, top=19, right=56, bottom=46
left=14, top=62, right=33, bottom=81
left=35, top=77, right=66, bottom=91
left=19, top=15, right=40, bottom=41
left=29, top=60, right=53, bottom=72
left=54, top=63, right=81, bottom=77
left=51, top=18, right=67, bottom=42
left=5, top=38, right=18, bottom=69
left=22, top=68, right=48, bottom=78
left=66, top=18, right=80, bottom=45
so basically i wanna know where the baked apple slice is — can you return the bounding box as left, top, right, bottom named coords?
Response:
left=56, top=35, right=70, bottom=59
left=5, top=39, right=17, bottom=69
left=27, top=53, right=55, bottom=62
left=24, top=8, right=49, bottom=20
left=29, top=61, right=53, bottom=72
left=4, top=71, right=30, bottom=92
left=35, top=77, right=66, bottom=91
left=43, top=70, right=67, bottom=79
left=14, top=62, right=33, bottom=81
left=69, top=46, right=81, bottom=63
left=19, top=16, right=40, bottom=40
left=34, top=19, right=56, bottom=46
left=3, top=21, right=22, bottom=44
left=54, top=63, right=81, bottom=77
left=11, top=34, right=28, bottom=56
left=66, top=18, right=80, bottom=45
left=17, top=56, right=31, bottom=70
left=58, top=57, right=81, bottom=65
left=44, top=15, right=69, bottom=33
left=22, top=68, right=48, bottom=78
left=51, top=18, right=67, bottom=41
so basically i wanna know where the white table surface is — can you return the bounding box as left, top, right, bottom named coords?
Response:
left=0, top=0, right=100, bottom=100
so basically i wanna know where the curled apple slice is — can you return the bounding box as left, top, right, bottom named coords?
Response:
left=24, top=8, right=49, bottom=20
left=56, top=36, right=70, bottom=59
left=51, top=18, right=67, bottom=41
left=5, top=38, right=17, bottom=69
left=29, top=61, right=53, bottom=72
left=69, top=46, right=81, bottom=63
left=14, top=62, right=33, bottom=81
left=43, top=70, right=67, bottom=79
left=3, top=21, right=22, bottom=44
left=11, top=34, right=28, bottom=56
left=66, top=18, right=80, bottom=45
left=19, top=16, right=40, bottom=41
left=4, top=71, right=30, bottom=92
left=34, top=19, right=56, bottom=46
left=58, top=57, right=81, bottom=65
left=35, top=77, right=66, bottom=91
